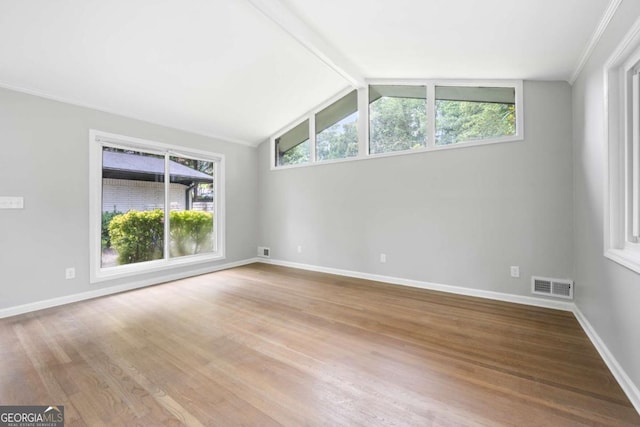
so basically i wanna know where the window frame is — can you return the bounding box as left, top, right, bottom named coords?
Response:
left=89, top=129, right=226, bottom=283
left=603, top=17, right=640, bottom=274
left=270, top=79, right=524, bottom=170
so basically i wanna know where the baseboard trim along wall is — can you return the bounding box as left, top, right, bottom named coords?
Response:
left=573, top=306, right=640, bottom=415
left=259, top=258, right=575, bottom=311
left=2, top=257, right=638, bottom=415
left=0, top=258, right=257, bottom=319
left=258, top=258, right=639, bottom=414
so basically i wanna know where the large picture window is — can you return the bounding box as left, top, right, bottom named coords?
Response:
left=90, top=130, right=225, bottom=282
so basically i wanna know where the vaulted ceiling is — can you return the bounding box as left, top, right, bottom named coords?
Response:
left=0, top=0, right=611, bottom=145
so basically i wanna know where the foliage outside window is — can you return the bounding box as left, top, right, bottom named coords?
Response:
left=90, top=130, right=225, bottom=283
left=369, top=85, right=427, bottom=154
left=435, top=86, right=516, bottom=145
left=275, top=120, right=310, bottom=166
left=316, top=90, right=359, bottom=161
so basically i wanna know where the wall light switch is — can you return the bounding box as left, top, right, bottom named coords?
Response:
left=0, top=196, right=24, bottom=209
left=380, top=253, right=387, bottom=263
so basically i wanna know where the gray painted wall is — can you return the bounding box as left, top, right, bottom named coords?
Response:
left=0, top=87, right=258, bottom=310
left=258, top=80, right=573, bottom=297
left=572, top=0, right=640, bottom=391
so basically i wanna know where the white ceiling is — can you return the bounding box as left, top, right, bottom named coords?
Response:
left=0, top=0, right=611, bottom=145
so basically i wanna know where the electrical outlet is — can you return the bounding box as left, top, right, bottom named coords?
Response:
left=510, top=266, right=520, bottom=278
left=380, top=253, right=387, bottom=263
left=297, top=245, right=302, bottom=253
left=65, top=267, right=76, bottom=280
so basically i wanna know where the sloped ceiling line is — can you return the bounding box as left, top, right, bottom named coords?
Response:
left=245, top=0, right=366, bottom=89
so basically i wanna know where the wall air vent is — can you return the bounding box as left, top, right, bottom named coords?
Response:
left=531, top=276, right=573, bottom=299
left=257, top=246, right=271, bottom=258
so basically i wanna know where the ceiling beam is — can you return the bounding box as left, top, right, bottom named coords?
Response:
left=245, top=0, right=366, bottom=89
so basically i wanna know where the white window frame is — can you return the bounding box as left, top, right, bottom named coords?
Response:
left=270, top=79, right=524, bottom=170
left=603, top=17, right=640, bottom=274
left=89, top=130, right=226, bottom=283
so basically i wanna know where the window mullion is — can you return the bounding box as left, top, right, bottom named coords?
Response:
left=426, top=83, right=436, bottom=148
left=309, top=113, right=316, bottom=163
left=633, top=72, right=640, bottom=239
left=164, top=154, right=171, bottom=260
left=358, top=87, right=368, bottom=157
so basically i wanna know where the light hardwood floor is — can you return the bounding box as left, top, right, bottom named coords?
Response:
left=0, top=263, right=638, bottom=426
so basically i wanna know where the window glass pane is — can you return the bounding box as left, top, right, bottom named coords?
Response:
left=275, top=120, right=310, bottom=166
left=101, top=147, right=165, bottom=268
left=435, top=86, right=516, bottom=145
left=369, top=85, right=427, bottom=154
left=316, top=90, right=358, bottom=161
left=169, top=156, right=215, bottom=258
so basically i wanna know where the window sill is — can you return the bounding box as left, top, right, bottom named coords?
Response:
left=604, top=248, right=640, bottom=275
left=91, top=252, right=226, bottom=284
left=271, top=135, right=523, bottom=171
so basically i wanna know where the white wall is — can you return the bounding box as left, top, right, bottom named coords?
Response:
left=258, top=80, right=573, bottom=297
left=0, top=87, right=258, bottom=310
left=572, top=0, right=640, bottom=394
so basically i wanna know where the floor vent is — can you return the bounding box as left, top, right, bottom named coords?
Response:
left=531, top=276, right=573, bottom=299
left=257, top=246, right=271, bottom=258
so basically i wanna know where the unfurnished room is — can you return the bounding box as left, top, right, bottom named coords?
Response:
left=0, top=0, right=639, bottom=425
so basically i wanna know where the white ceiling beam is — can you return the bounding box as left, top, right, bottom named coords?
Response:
left=245, top=0, right=366, bottom=89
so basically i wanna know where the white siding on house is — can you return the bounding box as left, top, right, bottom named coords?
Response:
left=102, top=178, right=187, bottom=213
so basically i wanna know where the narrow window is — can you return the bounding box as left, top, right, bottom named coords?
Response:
left=435, top=86, right=516, bottom=145
left=168, top=155, right=216, bottom=258
left=369, top=85, right=427, bottom=154
left=632, top=72, right=640, bottom=241
left=316, top=90, right=358, bottom=161
left=101, top=147, right=166, bottom=267
left=275, top=120, right=310, bottom=167
left=603, top=20, right=640, bottom=274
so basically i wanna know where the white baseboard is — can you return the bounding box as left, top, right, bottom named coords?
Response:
left=258, top=258, right=575, bottom=311
left=2, top=256, right=638, bottom=416
left=0, top=258, right=258, bottom=319
left=258, top=258, right=640, bottom=414
left=573, top=306, right=640, bottom=414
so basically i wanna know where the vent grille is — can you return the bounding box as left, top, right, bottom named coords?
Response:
left=257, top=246, right=270, bottom=258
left=531, top=276, right=573, bottom=299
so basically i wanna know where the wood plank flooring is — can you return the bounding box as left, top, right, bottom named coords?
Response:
left=1, top=263, right=638, bottom=426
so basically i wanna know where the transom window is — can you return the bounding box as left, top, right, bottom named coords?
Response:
left=90, top=130, right=225, bottom=282
left=271, top=80, right=523, bottom=169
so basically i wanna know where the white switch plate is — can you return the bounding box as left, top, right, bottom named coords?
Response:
left=0, top=196, right=24, bottom=209
left=380, top=253, right=387, bottom=263
left=65, top=267, right=76, bottom=280
left=297, top=245, right=302, bottom=253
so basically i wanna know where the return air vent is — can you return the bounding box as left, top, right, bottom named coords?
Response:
left=531, top=276, right=573, bottom=299
left=257, top=246, right=271, bottom=258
